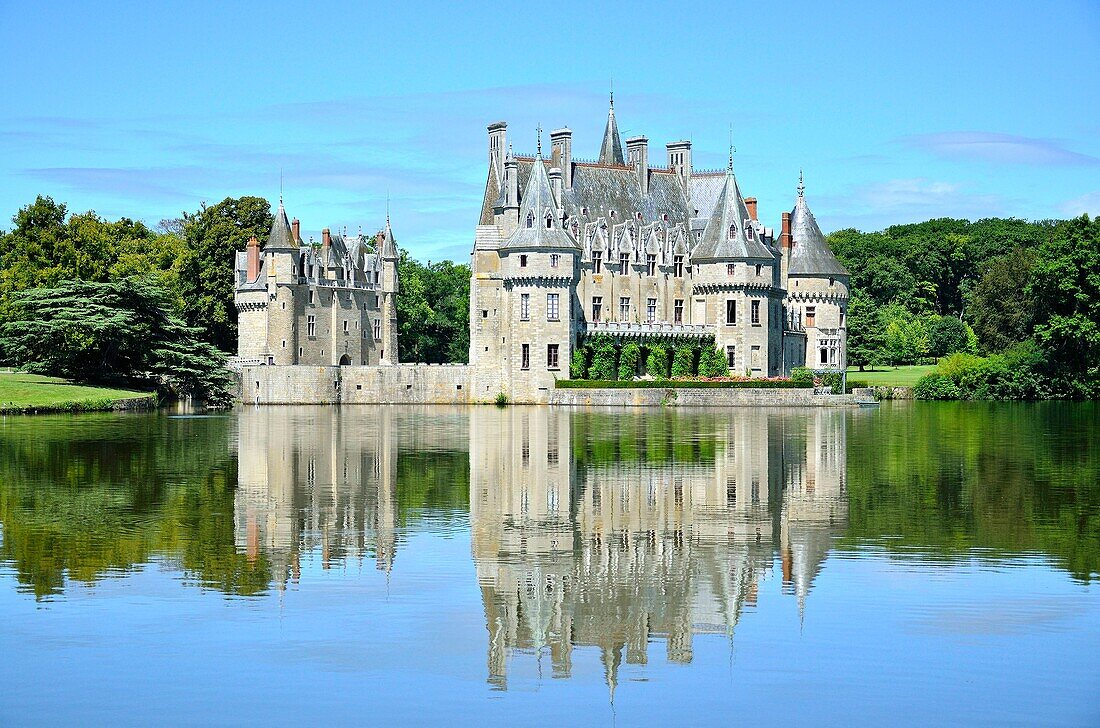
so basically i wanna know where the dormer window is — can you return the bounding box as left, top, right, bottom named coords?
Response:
left=662, top=213, right=669, bottom=222
left=545, top=215, right=552, bottom=229
left=582, top=206, right=589, bottom=216
left=728, top=224, right=736, bottom=240
left=609, top=210, right=616, bottom=219
left=526, top=212, right=534, bottom=229
left=746, top=222, right=755, bottom=241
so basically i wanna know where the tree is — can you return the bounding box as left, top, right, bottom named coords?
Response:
left=1026, top=215, right=1100, bottom=396
left=176, top=197, right=274, bottom=352
left=589, top=337, right=617, bottom=380
left=671, top=343, right=696, bottom=377
left=967, top=247, right=1037, bottom=354
left=928, top=315, right=973, bottom=357
left=697, top=342, right=730, bottom=377
left=570, top=346, right=587, bottom=379
left=881, top=305, right=930, bottom=365
left=396, top=254, right=472, bottom=363
left=846, top=291, right=885, bottom=370
left=0, top=279, right=233, bottom=406
left=645, top=344, right=669, bottom=378
left=618, top=341, right=641, bottom=380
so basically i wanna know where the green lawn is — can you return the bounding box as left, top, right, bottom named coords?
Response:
left=0, top=372, right=155, bottom=413
left=846, top=365, right=935, bottom=387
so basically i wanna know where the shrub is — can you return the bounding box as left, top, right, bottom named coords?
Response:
left=645, top=345, right=669, bottom=378
left=494, top=392, right=508, bottom=407
left=671, top=344, right=696, bottom=377
left=790, top=367, right=813, bottom=386
left=936, top=352, right=985, bottom=381
left=697, top=345, right=730, bottom=377
left=589, top=338, right=617, bottom=380
left=618, top=342, right=641, bottom=380
left=570, top=346, right=588, bottom=379
left=821, top=372, right=844, bottom=392
left=557, top=379, right=811, bottom=389
left=914, top=373, right=961, bottom=400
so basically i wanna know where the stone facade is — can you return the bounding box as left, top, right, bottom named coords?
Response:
left=470, top=100, right=850, bottom=402
left=234, top=202, right=401, bottom=367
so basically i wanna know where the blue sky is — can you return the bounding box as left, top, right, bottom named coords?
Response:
left=1, top=1, right=1097, bottom=262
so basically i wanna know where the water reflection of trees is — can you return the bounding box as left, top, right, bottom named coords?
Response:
left=470, top=408, right=848, bottom=691
left=843, top=402, right=1100, bottom=582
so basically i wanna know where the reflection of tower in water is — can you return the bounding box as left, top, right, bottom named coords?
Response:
left=469, top=407, right=849, bottom=691
left=233, top=407, right=402, bottom=589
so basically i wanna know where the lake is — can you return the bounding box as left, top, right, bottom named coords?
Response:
left=1, top=403, right=1097, bottom=726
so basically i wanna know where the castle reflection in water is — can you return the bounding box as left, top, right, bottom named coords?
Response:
left=235, top=406, right=847, bottom=690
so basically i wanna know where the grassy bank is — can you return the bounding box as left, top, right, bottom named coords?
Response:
left=0, top=372, right=155, bottom=414
left=845, top=365, right=935, bottom=387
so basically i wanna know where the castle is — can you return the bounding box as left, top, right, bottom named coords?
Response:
left=469, top=97, right=850, bottom=401
left=234, top=200, right=401, bottom=367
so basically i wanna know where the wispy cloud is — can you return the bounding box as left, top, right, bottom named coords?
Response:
left=817, top=177, right=1009, bottom=231
left=903, top=131, right=1100, bottom=166
left=1059, top=190, right=1100, bottom=217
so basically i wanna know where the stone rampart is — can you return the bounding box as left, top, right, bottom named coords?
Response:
left=241, top=364, right=473, bottom=405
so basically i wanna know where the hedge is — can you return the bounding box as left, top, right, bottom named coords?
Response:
left=556, top=379, right=813, bottom=389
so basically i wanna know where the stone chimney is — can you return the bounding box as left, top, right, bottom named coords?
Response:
left=291, top=218, right=301, bottom=244
left=666, top=140, right=692, bottom=187
left=745, top=198, right=758, bottom=221
left=626, top=136, right=649, bottom=195
left=246, top=235, right=260, bottom=282
left=550, top=128, right=572, bottom=188
left=488, top=121, right=507, bottom=184
left=549, top=167, right=563, bottom=207
left=321, top=227, right=331, bottom=275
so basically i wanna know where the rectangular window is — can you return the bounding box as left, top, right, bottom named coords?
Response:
left=550, top=253, right=560, bottom=268
left=726, top=299, right=737, bottom=325
left=751, top=299, right=761, bottom=325
left=521, top=343, right=530, bottom=370
left=307, top=315, right=316, bottom=337
left=646, top=297, right=657, bottom=323
left=547, top=343, right=559, bottom=369
left=520, top=293, right=530, bottom=321
left=674, top=299, right=683, bottom=324
left=674, top=255, right=684, bottom=278
left=755, top=264, right=762, bottom=276
left=821, top=347, right=829, bottom=365
left=806, top=306, right=816, bottom=327
left=727, top=346, right=736, bottom=367
left=520, top=254, right=528, bottom=268
left=619, top=253, right=630, bottom=275
left=309, top=290, right=316, bottom=304
left=727, top=263, right=736, bottom=277
left=546, top=293, right=559, bottom=321
left=373, top=319, right=381, bottom=341
left=619, top=296, right=630, bottom=320
left=840, top=308, right=846, bottom=327
left=646, top=254, right=656, bottom=276
left=593, top=256, right=602, bottom=274
left=342, top=320, right=349, bottom=334
left=592, top=296, right=602, bottom=322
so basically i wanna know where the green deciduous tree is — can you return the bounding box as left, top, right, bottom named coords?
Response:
left=618, top=341, right=641, bottom=380
left=396, top=253, right=471, bottom=363
left=176, top=196, right=274, bottom=352
left=671, top=343, right=696, bottom=377
left=645, top=344, right=669, bottom=378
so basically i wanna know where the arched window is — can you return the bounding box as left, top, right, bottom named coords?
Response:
left=728, top=224, right=736, bottom=240
left=526, top=212, right=534, bottom=228
left=545, top=215, right=553, bottom=229
left=746, top=221, right=755, bottom=240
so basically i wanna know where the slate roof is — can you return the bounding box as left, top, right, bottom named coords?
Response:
left=265, top=201, right=297, bottom=249
left=598, top=103, right=625, bottom=166
left=787, top=193, right=848, bottom=276
left=501, top=153, right=578, bottom=250
left=693, top=167, right=774, bottom=261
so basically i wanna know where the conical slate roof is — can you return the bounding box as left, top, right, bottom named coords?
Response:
left=693, top=165, right=773, bottom=260
left=788, top=190, right=848, bottom=276
left=502, top=152, right=577, bottom=250
left=598, top=101, right=625, bottom=166
left=265, top=200, right=297, bottom=249
left=380, top=216, right=398, bottom=259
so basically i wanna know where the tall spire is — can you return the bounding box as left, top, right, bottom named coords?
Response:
left=598, top=91, right=625, bottom=166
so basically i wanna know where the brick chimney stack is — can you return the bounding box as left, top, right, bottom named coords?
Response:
left=745, top=197, right=758, bottom=221
left=780, top=212, right=792, bottom=250
left=291, top=218, right=301, bottom=244
left=246, top=235, right=260, bottom=282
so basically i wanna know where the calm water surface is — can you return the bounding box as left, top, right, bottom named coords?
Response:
left=1, top=403, right=1097, bottom=726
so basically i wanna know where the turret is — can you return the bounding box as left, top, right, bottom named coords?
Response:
left=379, top=216, right=400, bottom=365
left=598, top=93, right=625, bottom=166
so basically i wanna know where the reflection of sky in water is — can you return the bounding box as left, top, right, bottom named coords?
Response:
left=0, top=404, right=1098, bottom=726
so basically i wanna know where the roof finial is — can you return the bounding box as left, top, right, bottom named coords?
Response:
left=610, top=76, right=614, bottom=108
left=536, top=124, right=542, bottom=157
left=728, top=124, right=735, bottom=172
left=798, top=169, right=805, bottom=197
left=386, top=191, right=391, bottom=224
left=279, top=168, right=284, bottom=206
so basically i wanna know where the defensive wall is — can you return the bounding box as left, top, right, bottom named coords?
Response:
left=239, top=365, right=862, bottom=407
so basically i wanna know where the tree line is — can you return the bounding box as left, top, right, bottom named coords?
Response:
left=831, top=215, right=1099, bottom=398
